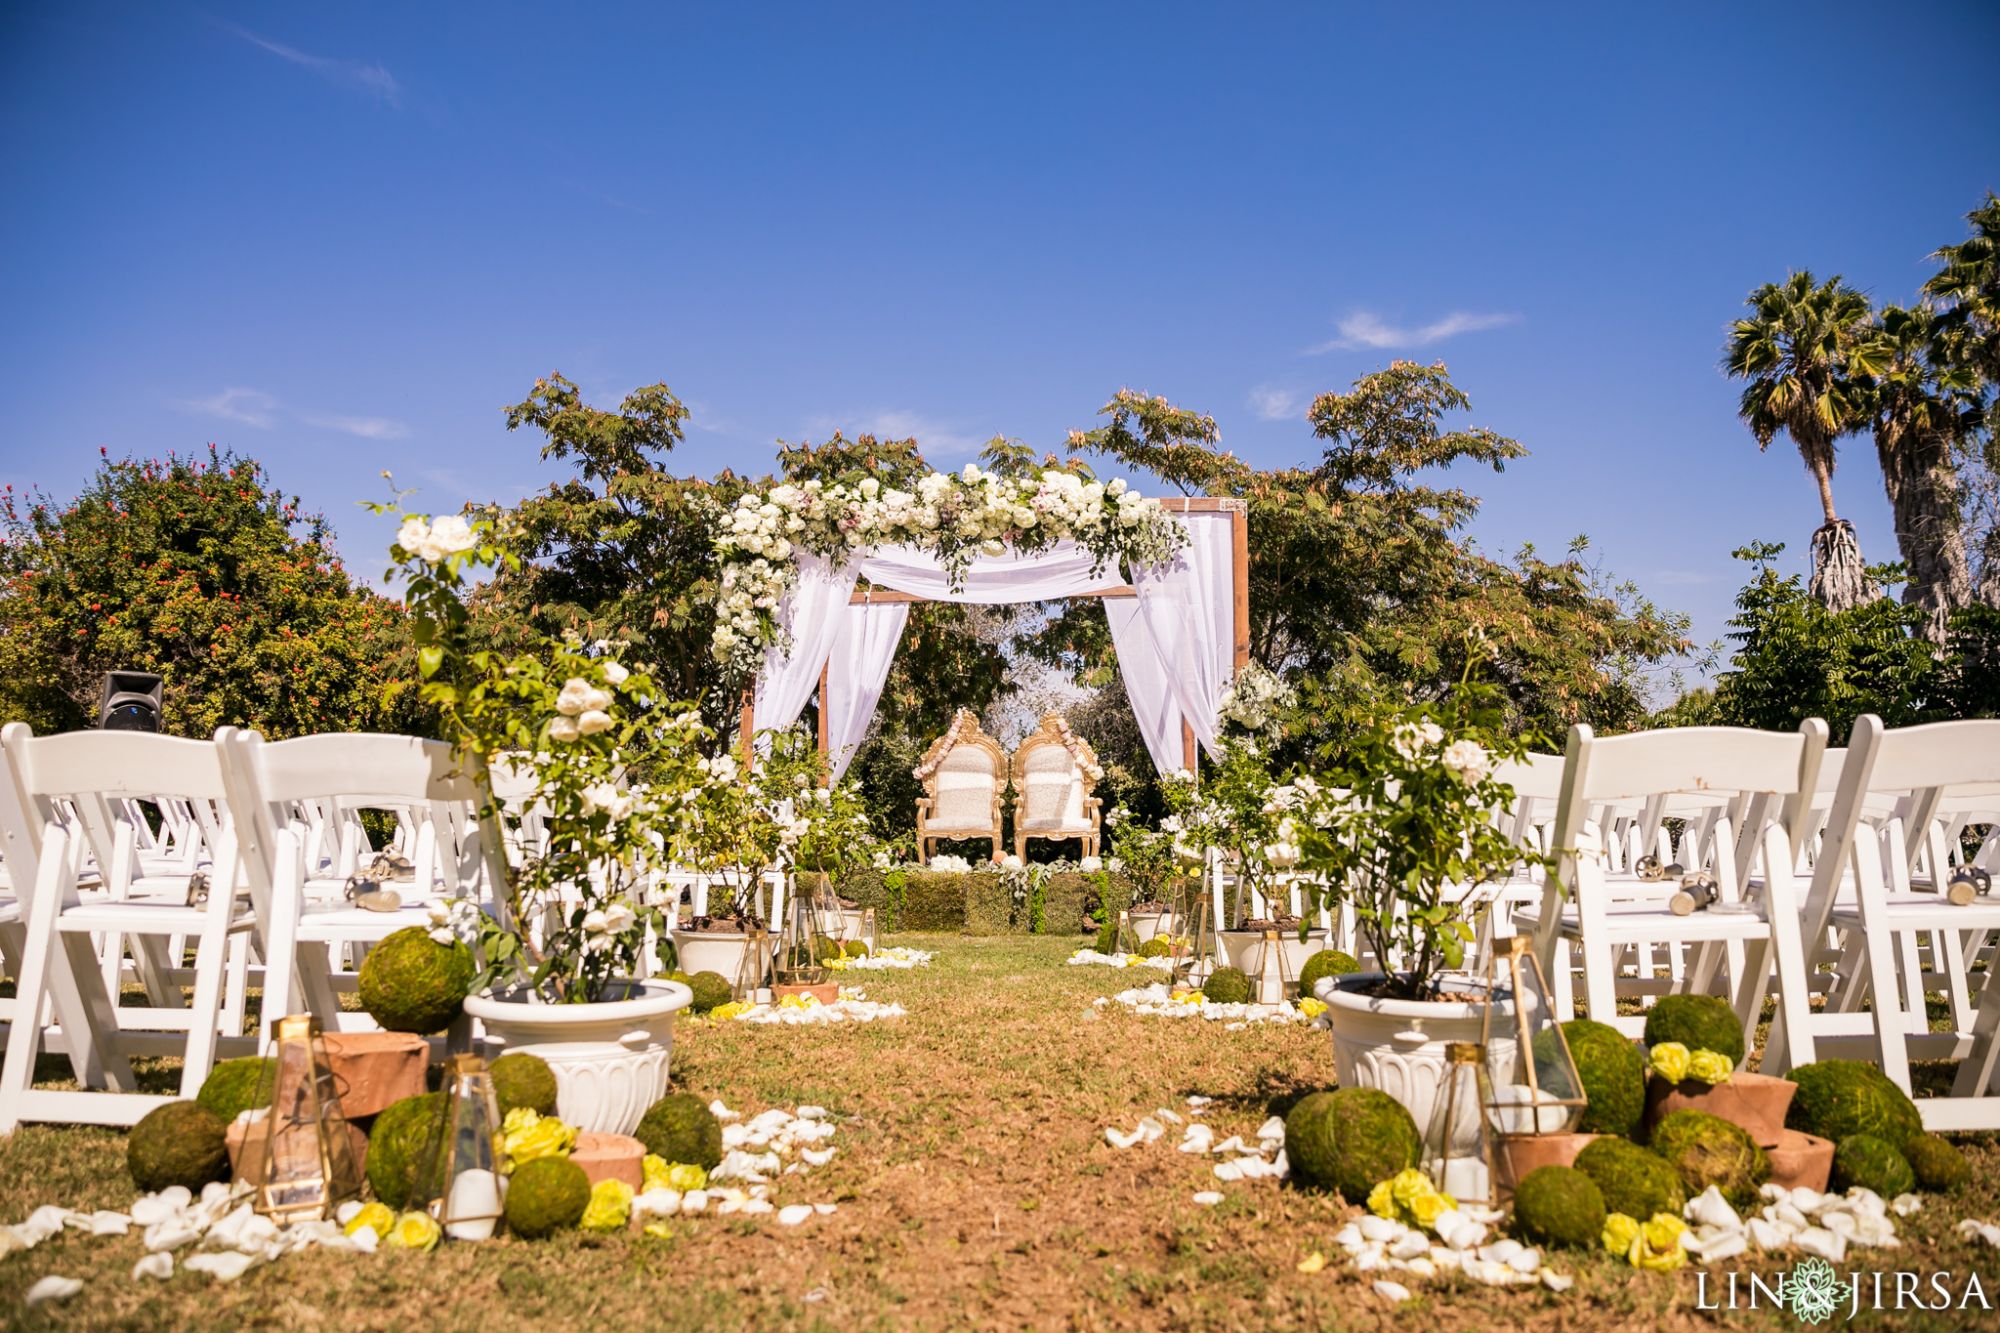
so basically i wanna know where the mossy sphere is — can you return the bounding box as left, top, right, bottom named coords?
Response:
left=1649, top=1109, right=1771, bottom=1208
left=635, top=1093, right=723, bottom=1170
left=1641, top=994, right=1746, bottom=1066
left=1284, top=1088, right=1421, bottom=1200
left=366, top=1092, right=443, bottom=1209
left=503, top=1156, right=592, bottom=1239
left=1542, top=1018, right=1646, bottom=1138
left=1786, top=1060, right=1923, bottom=1153
left=196, top=1056, right=276, bottom=1124
left=1573, top=1136, right=1686, bottom=1219
left=687, top=971, right=735, bottom=1014
left=842, top=939, right=871, bottom=958
left=1903, top=1134, right=1971, bottom=1193
left=1202, top=967, right=1252, bottom=1005
left=1831, top=1134, right=1915, bottom=1196
left=490, top=1053, right=559, bottom=1117
left=1297, top=950, right=1361, bottom=995
left=1137, top=938, right=1174, bottom=959
left=127, top=1101, right=230, bottom=1193
left=1512, top=1165, right=1607, bottom=1249
left=357, top=926, right=474, bottom=1035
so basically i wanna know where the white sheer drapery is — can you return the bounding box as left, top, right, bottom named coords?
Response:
left=823, top=598, right=909, bottom=780
left=749, top=550, right=859, bottom=732
left=856, top=541, right=1126, bottom=602
left=1132, top=510, right=1237, bottom=758
left=1103, top=599, right=1185, bottom=774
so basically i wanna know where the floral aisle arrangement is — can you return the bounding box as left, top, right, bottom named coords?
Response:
left=706, top=461, right=1186, bottom=674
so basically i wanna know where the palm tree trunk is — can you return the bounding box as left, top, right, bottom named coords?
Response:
left=1978, top=527, right=2000, bottom=610
left=1808, top=519, right=1879, bottom=612
left=1876, top=422, right=1972, bottom=645
left=1811, top=458, right=1840, bottom=524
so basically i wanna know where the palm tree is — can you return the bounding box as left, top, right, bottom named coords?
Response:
left=1925, top=192, right=2000, bottom=382
left=1725, top=272, right=1880, bottom=610
left=1858, top=304, right=1982, bottom=640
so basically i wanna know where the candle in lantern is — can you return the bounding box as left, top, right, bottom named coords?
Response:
left=444, top=1168, right=503, bottom=1241
left=1437, top=1154, right=1490, bottom=1203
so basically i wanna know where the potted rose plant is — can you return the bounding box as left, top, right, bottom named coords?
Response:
left=670, top=732, right=811, bottom=990
left=1294, top=673, right=1548, bottom=1134
left=378, top=503, right=707, bottom=1136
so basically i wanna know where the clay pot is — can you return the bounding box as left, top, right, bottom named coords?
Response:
left=775, top=981, right=840, bottom=1006
left=570, top=1131, right=646, bottom=1191
left=1495, top=1132, right=1600, bottom=1192
left=1644, top=1071, right=1796, bottom=1148
left=1766, top=1128, right=1834, bottom=1193
left=321, top=1031, right=429, bottom=1119
left=225, top=1115, right=368, bottom=1187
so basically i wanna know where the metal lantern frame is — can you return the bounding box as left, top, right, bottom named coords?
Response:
left=412, top=1053, right=507, bottom=1242
left=252, top=1014, right=364, bottom=1223
left=1477, top=936, right=1588, bottom=1171
left=775, top=873, right=848, bottom=987
left=1420, top=1040, right=1497, bottom=1210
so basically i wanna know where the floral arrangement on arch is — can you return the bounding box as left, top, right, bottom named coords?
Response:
left=911, top=708, right=978, bottom=783
left=1048, top=715, right=1104, bottom=783
left=707, top=461, right=1186, bottom=675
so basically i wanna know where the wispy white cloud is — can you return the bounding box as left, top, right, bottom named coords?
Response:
left=1247, top=385, right=1304, bottom=423
left=1308, top=309, right=1519, bottom=354
left=178, top=388, right=409, bottom=441
left=180, top=387, right=279, bottom=428
left=810, top=410, right=986, bottom=458
left=224, top=23, right=401, bottom=107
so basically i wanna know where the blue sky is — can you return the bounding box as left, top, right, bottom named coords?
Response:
left=3, top=2, right=1997, bottom=684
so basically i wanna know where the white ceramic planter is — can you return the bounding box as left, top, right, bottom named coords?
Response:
left=671, top=928, right=761, bottom=989
left=464, top=979, right=691, bottom=1137
left=1318, top=973, right=1517, bottom=1146
left=1217, top=928, right=1329, bottom=1001
left=1128, top=910, right=1176, bottom=944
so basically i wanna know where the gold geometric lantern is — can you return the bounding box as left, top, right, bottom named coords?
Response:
left=1478, top=936, right=1587, bottom=1190
left=412, top=1054, right=507, bottom=1241
left=1420, top=1041, right=1496, bottom=1208
left=253, top=1015, right=363, bottom=1223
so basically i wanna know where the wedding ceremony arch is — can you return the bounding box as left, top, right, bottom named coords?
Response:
left=736, top=497, right=1250, bottom=777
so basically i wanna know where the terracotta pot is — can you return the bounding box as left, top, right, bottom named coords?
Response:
left=1644, top=1071, right=1796, bottom=1148
left=225, top=1115, right=368, bottom=1187
left=1495, top=1132, right=1601, bottom=1193
left=321, top=1031, right=428, bottom=1119
left=1767, top=1128, right=1834, bottom=1193
left=775, top=981, right=840, bottom=1006
left=571, top=1131, right=646, bottom=1191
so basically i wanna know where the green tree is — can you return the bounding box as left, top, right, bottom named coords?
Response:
left=1923, top=193, right=2000, bottom=605
left=1725, top=272, right=1881, bottom=609
left=0, top=447, right=416, bottom=737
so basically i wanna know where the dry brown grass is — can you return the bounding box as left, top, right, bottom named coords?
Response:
left=4, top=934, right=2000, bottom=1330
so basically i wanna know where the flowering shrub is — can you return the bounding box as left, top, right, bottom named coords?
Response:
left=707, top=462, right=1185, bottom=674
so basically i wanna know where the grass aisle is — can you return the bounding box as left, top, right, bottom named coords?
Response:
left=4, top=935, right=1999, bottom=1329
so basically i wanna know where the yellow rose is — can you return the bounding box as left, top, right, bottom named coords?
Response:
left=344, top=1201, right=394, bottom=1238
left=1643, top=1213, right=1687, bottom=1247
left=386, top=1210, right=441, bottom=1252
left=642, top=1220, right=674, bottom=1239
left=641, top=1154, right=673, bottom=1195
left=1297, top=996, right=1328, bottom=1020
left=1689, top=1049, right=1734, bottom=1085
left=579, top=1179, right=634, bottom=1232
left=1602, top=1212, right=1641, bottom=1259
left=1389, top=1168, right=1435, bottom=1208
left=664, top=1163, right=708, bottom=1192
left=711, top=1001, right=752, bottom=1021
left=1648, top=1042, right=1692, bottom=1084
left=1407, top=1190, right=1454, bottom=1230
left=1367, top=1180, right=1397, bottom=1220
left=1632, top=1214, right=1688, bottom=1272
left=503, top=1109, right=578, bottom=1171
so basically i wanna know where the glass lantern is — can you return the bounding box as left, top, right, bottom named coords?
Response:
left=253, top=1015, right=363, bottom=1223
left=1479, top=936, right=1587, bottom=1188
left=412, top=1054, right=507, bottom=1241
left=776, top=873, right=845, bottom=988
left=1420, top=1041, right=1495, bottom=1208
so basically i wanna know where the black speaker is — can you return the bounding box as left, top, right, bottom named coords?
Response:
left=98, top=670, right=163, bottom=732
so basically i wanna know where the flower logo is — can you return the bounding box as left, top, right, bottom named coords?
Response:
left=1781, top=1257, right=1843, bottom=1325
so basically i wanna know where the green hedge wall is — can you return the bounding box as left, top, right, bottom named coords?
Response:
left=804, top=869, right=1134, bottom=935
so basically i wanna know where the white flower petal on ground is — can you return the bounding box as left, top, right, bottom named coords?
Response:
left=1541, top=1271, right=1574, bottom=1292
left=184, top=1251, right=258, bottom=1282
left=1191, top=1192, right=1224, bottom=1207
left=24, top=1275, right=82, bottom=1306
left=777, top=1205, right=814, bottom=1227
left=132, top=1252, right=175, bottom=1280
left=1371, top=1280, right=1411, bottom=1304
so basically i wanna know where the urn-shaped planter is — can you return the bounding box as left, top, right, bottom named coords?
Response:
left=1218, top=928, right=1329, bottom=1000
left=1643, top=1071, right=1796, bottom=1147
left=671, top=928, right=763, bottom=992
left=1319, top=972, right=1515, bottom=1139
left=1127, top=908, right=1177, bottom=944
left=463, top=979, right=691, bottom=1137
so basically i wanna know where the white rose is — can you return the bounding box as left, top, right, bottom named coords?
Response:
left=581, top=908, right=609, bottom=936
left=603, top=901, right=637, bottom=935
left=577, top=709, right=613, bottom=736
left=556, top=678, right=594, bottom=716
left=601, top=661, right=629, bottom=685
left=1001, top=854, right=1023, bottom=869
left=429, top=514, right=476, bottom=556
left=548, top=715, right=580, bottom=743
left=396, top=516, right=431, bottom=557
left=580, top=686, right=614, bottom=713
left=1078, top=855, right=1102, bottom=872
left=1442, top=739, right=1491, bottom=785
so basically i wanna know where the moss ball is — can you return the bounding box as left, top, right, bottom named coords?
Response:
left=1511, top=1165, right=1607, bottom=1249
left=635, top=1093, right=722, bottom=1170
left=503, top=1156, right=591, bottom=1239
left=1541, top=1018, right=1646, bottom=1139
left=366, top=1092, right=443, bottom=1208
left=687, top=971, right=735, bottom=1014
left=1203, top=967, right=1252, bottom=1005
left=490, top=1053, right=559, bottom=1117
left=1284, top=1088, right=1421, bottom=1200
left=1641, top=994, right=1746, bottom=1066
left=1574, top=1136, right=1686, bottom=1219
left=196, top=1056, right=276, bottom=1124
left=1092, top=920, right=1118, bottom=954
left=1903, top=1134, right=1970, bottom=1193
left=1137, top=938, right=1174, bottom=959
left=357, top=926, right=474, bottom=1035
left=1297, top=950, right=1361, bottom=996
left=1832, top=1134, right=1915, bottom=1196
left=842, top=939, right=871, bottom=958
left=1649, top=1109, right=1771, bottom=1208
left=127, top=1101, right=229, bottom=1193
left=1786, top=1060, right=1923, bottom=1153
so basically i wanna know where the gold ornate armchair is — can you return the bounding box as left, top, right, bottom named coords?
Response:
left=1011, top=714, right=1102, bottom=862
left=913, top=709, right=1006, bottom=863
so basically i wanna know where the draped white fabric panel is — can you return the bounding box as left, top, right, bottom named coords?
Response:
left=823, top=599, right=909, bottom=781
left=1132, top=511, right=1237, bottom=758
left=1103, top=598, right=1186, bottom=774
left=857, top=541, right=1126, bottom=603
left=750, top=550, right=859, bottom=733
